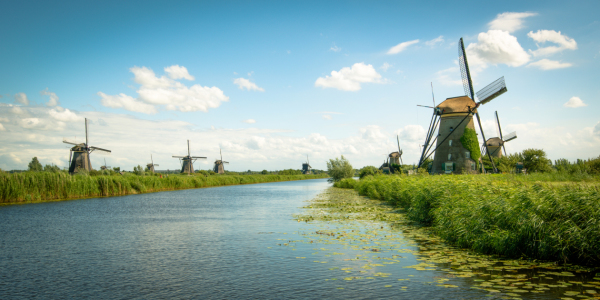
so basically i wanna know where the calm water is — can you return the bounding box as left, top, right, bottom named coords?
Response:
left=0, top=179, right=592, bottom=299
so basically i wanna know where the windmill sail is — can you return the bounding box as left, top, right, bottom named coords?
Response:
left=503, top=131, right=517, bottom=142
left=476, top=77, right=507, bottom=105
left=458, top=38, right=475, bottom=99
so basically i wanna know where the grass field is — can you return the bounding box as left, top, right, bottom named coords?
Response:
left=0, top=172, right=329, bottom=204
left=334, top=173, right=600, bottom=266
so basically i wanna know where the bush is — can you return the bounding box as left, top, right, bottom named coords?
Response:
left=327, top=155, right=353, bottom=182
left=359, top=166, right=381, bottom=179
left=133, top=165, right=144, bottom=176
left=28, top=157, right=43, bottom=172
left=43, top=164, right=61, bottom=173
left=261, top=170, right=268, bottom=175
left=522, top=148, right=552, bottom=173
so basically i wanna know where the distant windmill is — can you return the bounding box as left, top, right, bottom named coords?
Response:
left=213, top=148, right=229, bottom=174
left=100, top=158, right=111, bottom=171
left=147, top=154, right=159, bottom=173
left=63, top=118, right=111, bottom=174
left=302, top=155, right=312, bottom=174
left=172, top=140, right=206, bottom=175
left=482, top=111, right=517, bottom=158
left=417, top=38, right=508, bottom=174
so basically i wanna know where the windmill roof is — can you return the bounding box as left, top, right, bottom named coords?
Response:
left=389, top=152, right=400, bottom=158
left=486, top=137, right=504, bottom=147
left=436, top=96, right=477, bottom=114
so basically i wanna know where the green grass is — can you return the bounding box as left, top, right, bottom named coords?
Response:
left=334, top=174, right=600, bottom=266
left=0, top=172, right=329, bottom=204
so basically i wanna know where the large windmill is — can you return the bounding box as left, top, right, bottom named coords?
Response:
left=173, top=140, right=206, bottom=175
left=417, top=38, right=508, bottom=174
left=482, top=111, right=517, bottom=158
left=213, top=148, right=229, bottom=174
left=147, top=154, right=159, bottom=173
left=302, top=155, right=312, bottom=174
left=63, top=118, right=111, bottom=174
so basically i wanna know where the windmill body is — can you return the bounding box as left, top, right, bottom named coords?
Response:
left=430, top=96, right=479, bottom=174
left=63, top=118, right=111, bottom=174
left=302, top=155, right=311, bottom=174
left=173, top=140, right=206, bottom=175
left=213, top=149, right=229, bottom=174
left=483, top=111, right=518, bottom=158
left=147, top=154, right=159, bottom=173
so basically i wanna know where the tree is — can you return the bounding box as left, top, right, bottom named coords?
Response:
left=522, top=148, right=552, bottom=173
left=261, top=170, right=268, bottom=175
left=113, top=167, right=120, bottom=172
left=133, top=165, right=144, bottom=176
left=327, top=155, right=353, bottom=182
left=28, top=157, right=43, bottom=172
left=43, top=164, right=60, bottom=173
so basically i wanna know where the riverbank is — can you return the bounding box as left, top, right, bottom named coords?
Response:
left=334, top=174, right=600, bottom=267
left=0, top=172, right=329, bottom=204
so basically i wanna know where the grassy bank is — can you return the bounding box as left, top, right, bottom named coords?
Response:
left=334, top=174, right=600, bottom=266
left=0, top=172, right=329, bottom=204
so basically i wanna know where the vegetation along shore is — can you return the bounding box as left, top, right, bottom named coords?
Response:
left=0, top=171, right=329, bottom=205
left=333, top=173, right=600, bottom=267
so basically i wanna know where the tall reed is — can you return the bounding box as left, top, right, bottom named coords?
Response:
left=335, top=174, right=600, bottom=266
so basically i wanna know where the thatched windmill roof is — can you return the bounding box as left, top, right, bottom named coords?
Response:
left=436, top=96, right=477, bottom=115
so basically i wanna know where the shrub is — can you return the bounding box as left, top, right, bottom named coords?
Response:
left=522, top=148, right=552, bottom=173
left=359, top=166, right=381, bottom=179
left=327, top=155, right=353, bottom=182
left=28, top=157, right=43, bottom=172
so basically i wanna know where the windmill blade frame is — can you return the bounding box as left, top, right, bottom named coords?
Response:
left=172, top=155, right=187, bottom=158
left=476, top=77, right=507, bottom=105
left=90, top=146, right=111, bottom=153
left=495, top=111, right=506, bottom=156
left=191, top=156, right=207, bottom=159
left=63, top=139, right=84, bottom=146
left=503, top=131, right=517, bottom=142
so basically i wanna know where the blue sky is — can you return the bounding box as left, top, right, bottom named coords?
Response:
left=1, top=0, right=599, bottom=171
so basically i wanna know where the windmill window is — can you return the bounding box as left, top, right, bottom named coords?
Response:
left=466, top=151, right=470, bottom=158
left=449, top=140, right=453, bottom=146
left=448, top=154, right=452, bottom=160
left=471, top=162, right=476, bottom=170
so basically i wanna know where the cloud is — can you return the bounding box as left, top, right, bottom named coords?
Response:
left=387, top=39, right=419, bottom=54
left=14, top=93, right=29, bottom=105
left=40, top=88, right=59, bottom=106
left=49, top=107, right=83, bottom=122
left=233, top=78, right=265, bottom=92
left=466, top=30, right=530, bottom=68
left=322, top=115, right=332, bottom=120
left=242, top=119, right=256, bottom=124
left=564, top=97, right=587, bottom=108
left=98, top=92, right=158, bottom=114
left=0, top=123, right=5, bottom=131
left=98, top=65, right=229, bottom=114
left=330, top=44, right=341, bottom=52
left=425, top=36, right=444, bottom=46
left=488, top=12, right=537, bottom=33
left=435, top=66, right=462, bottom=86
left=164, top=65, right=195, bottom=80
left=380, top=62, right=392, bottom=71
left=594, top=122, right=600, bottom=138
left=315, top=63, right=384, bottom=91
left=528, top=30, right=577, bottom=56
left=528, top=59, right=573, bottom=70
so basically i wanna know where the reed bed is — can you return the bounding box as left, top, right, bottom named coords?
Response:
left=334, top=174, right=600, bottom=266
left=0, top=172, right=329, bottom=204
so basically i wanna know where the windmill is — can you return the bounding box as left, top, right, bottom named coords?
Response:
left=417, top=38, right=508, bottom=174
left=378, top=136, right=404, bottom=174
left=147, top=154, right=159, bottom=173
left=100, top=158, right=111, bottom=171
left=213, top=148, right=229, bottom=174
left=63, top=118, right=111, bottom=174
left=302, top=155, right=312, bottom=174
left=172, top=140, right=206, bottom=175
left=482, top=111, right=517, bottom=158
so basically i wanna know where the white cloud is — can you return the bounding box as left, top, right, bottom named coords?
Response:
left=14, top=93, right=29, bottom=105
left=98, top=92, right=158, bottom=114
left=594, top=122, right=600, bottom=138
left=466, top=30, right=530, bottom=68
left=11, top=106, right=25, bottom=115
left=322, top=114, right=332, bottom=120
left=564, top=97, right=587, bottom=108
left=0, top=123, right=5, bottom=131
left=164, top=65, right=195, bottom=80
left=380, top=62, right=392, bottom=71
left=387, top=39, right=419, bottom=54
left=488, top=12, right=537, bottom=33
left=40, top=88, right=59, bottom=106
left=425, top=36, right=444, bottom=46
left=315, top=63, right=384, bottom=91
left=528, top=59, right=573, bottom=70
left=528, top=30, right=577, bottom=57
left=233, top=78, right=265, bottom=92
left=49, top=107, right=83, bottom=122
left=242, top=119, right=256, bottom=124
left=435, top=66, right=462, bottom=86
left=98, top=65, right=229, bottom=114
left=330, top=44, right=341, bottom=52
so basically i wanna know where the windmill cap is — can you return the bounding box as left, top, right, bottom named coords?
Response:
left=436, top=96, right=477, bottom=114
left=486, top=137, right=504, bottom=146
left=389, top=152, right=401, bottom=158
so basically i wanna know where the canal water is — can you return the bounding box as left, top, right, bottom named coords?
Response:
left=0, top=179, right=597, bottom=299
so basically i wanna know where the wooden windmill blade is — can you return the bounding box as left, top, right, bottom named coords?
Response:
left=495, top=111, right=506, bottom=156
left=476, top=77, right=507, bottom=106
left=90, top=146, right=111, bottom=153
left=222, top=161, right=229, bottom=164
left=172, top=155, right=187, bottom=158
left=397, top=135, right=403, bottom=165
left=503, top=131, right=517, bottom=142
left=191, top=156, right=207, bottom=159
left=63, top=138, right=83, bottom=146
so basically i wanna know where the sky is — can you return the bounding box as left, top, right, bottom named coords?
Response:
left=1, top=0, right=599, bottom=171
